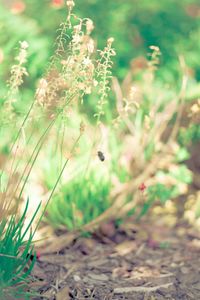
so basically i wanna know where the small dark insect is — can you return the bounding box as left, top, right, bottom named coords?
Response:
left=26, top=252, right=41, bottom=261
left=97, top=151, right=105, bottom=161
left=26, top=253, right=35, bottom=261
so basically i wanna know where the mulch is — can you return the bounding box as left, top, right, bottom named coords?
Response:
left=31, top=219, right=200, bottom=300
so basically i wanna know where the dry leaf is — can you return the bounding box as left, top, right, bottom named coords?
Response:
left=100, top=221, right=116, bottom=237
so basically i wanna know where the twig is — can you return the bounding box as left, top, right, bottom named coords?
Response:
left=135, top=243, right=145, bottom=256
left=114, top=282, right=173, bottom=294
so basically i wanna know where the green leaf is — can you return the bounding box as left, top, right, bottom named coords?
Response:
left=175, top=147, right=190, bottom=162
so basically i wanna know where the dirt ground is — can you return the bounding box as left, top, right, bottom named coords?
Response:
left=31, top=219, right=200, bottom=300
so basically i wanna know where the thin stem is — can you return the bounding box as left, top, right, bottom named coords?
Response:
left=33, top=132, right=83, bottom=235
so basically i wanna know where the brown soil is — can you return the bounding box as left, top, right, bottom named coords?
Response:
left=32, top=220, right=200, bottom=300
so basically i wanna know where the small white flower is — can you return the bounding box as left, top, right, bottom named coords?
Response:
left=150, top=45, right=160, bottom=52
left=66, top=0, right=75, bottom=8
left=78, top=82, right=85, bottom=90
left=85, top=86, right=92, bottom=94
left=72, top=34, right=82, bottom=44
left=86, top=19, right=94, bottom=34
left=93, top=80, right=98, bottom=87
left=39, top=78, right=48, bottom=89
left=87, top=39, right=95, bottom=53
left=82, top=57, right=92, bottom=66
left=191, top=103, right=200, bottom=114
left=20, top=41, right=29, bottom=49
left=74, top=24, right=82, bottom=33
left=36, top=78, right=48, bottom=100
left=107, top=37, right=114, bottom=45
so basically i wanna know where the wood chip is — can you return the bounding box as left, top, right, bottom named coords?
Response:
left=87, top=258, right=108, bottom=268
left=56, top=286, right=70, bottom=300
left=113, top=241, right=137, bottom=256
left=88, top=273, right=109, bottom=281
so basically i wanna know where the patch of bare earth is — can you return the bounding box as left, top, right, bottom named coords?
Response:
left=30, top=220, right=200, bottom=300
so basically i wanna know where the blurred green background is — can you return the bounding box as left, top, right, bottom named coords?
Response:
left=1, top=0, right=200, bottom=94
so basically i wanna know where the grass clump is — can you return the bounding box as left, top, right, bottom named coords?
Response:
left=46, top=170, right=111, bottom=230
left=0, top=201, right=40, bottom=299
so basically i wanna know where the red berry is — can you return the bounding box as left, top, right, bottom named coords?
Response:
left=139, top=182, right=147, bottom=192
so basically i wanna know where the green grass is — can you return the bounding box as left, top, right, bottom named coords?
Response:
left=46, top=170, right=112, bottom=230
left=0, top=200, right=41, bottom=299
